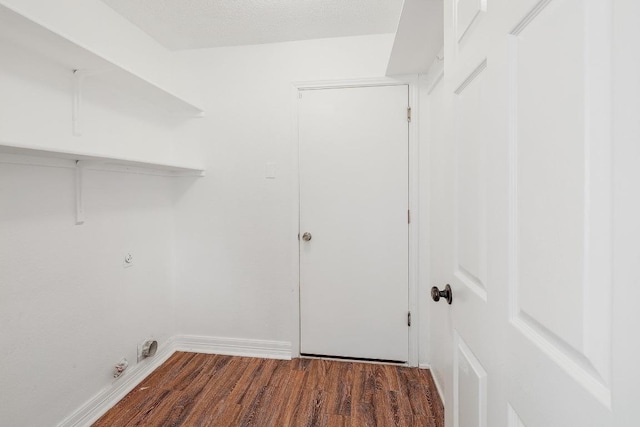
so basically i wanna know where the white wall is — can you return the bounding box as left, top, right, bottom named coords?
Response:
left=172, top=34, right=395, bottom=344
left=0, top=12, right=199, bottom=426
left=0, top=166, right=179, bottom=426
left=0, top=28, right=405, bottom=425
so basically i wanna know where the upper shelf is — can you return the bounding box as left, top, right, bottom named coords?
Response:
left=0, top=141, right=205, bottom=177
left=0, top=4, right=204, bottom=117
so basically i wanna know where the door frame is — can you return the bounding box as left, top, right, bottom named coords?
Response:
left=290, top=76, right=421, bottom=366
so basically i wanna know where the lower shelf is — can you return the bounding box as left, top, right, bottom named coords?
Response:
left=0, top=142, right=205, bottom=177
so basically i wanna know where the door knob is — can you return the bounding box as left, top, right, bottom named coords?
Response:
left=431, top=284, right=452, bottom=304
left=302, top=232, right=312, bottom=241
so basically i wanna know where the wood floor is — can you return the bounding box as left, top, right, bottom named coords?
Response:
left=93, top=352, right=444, bottom=427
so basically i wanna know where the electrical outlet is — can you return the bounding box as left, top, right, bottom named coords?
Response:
left=123, top=252, right=134, bottom=268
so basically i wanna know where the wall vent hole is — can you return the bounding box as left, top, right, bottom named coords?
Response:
left=141, top=340, right=158, bottom=359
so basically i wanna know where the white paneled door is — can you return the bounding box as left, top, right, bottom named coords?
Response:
left=298, top=85, right=409, bottom=362
left=433, top=0, right=621, bottom=425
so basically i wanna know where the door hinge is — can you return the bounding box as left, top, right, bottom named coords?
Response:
left=407, top=107, right=412, bottom=122
left=408, top=311, right=412, bottom=327
left=408, top=210, right=411, bottom=224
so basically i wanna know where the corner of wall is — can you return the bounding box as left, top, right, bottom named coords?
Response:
left=57, top=337, right=178, bottom=427
left=56, top=334, right=293, bottom=426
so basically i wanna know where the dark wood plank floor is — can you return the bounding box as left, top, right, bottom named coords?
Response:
left=93, top=352, right=444, bottom=426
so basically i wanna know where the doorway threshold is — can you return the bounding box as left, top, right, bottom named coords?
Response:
left=300, top=353, right=406, bottom=365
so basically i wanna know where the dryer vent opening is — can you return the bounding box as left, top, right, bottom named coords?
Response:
left=140, top=340, right=158, bottom=361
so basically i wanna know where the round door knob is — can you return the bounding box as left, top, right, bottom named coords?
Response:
left=431, top=284, right=452, bottom=304
left=302, top=232, right=312, bottom=241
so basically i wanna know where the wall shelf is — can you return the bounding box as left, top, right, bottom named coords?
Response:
left=0, top=4, right=204, bottom=117
left=0, top=5, right=206, bottom=226
left=0, top=142, right=204, bottom=225
left=0, top=142, right=206, bottom=177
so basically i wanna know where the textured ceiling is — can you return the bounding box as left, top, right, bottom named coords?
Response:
left=100, top=0, right=403, bottom=50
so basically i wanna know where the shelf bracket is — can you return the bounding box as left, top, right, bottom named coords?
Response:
left=72, top=69, right=86, bottom=137
left=75, top=160, right=84, bottom=225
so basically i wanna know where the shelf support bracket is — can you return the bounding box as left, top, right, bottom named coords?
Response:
left=75, top=160, right=84, bottom=225
left=72, top=69, right=85, bottom=137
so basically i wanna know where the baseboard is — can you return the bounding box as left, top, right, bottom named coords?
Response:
left=57, top=337, right=177, bottom=427
left=57, top=335, right=292, bottom=426
left=419, top=363, right=446, bottom=406
left=174, top=335, right=292, bottom=360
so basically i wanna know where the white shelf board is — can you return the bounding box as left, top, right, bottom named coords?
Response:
left=386, top=0, right=444, bottom=76
left=0, top=142, right=205, bottom=177
left=0, top=5, right=204, bottom=117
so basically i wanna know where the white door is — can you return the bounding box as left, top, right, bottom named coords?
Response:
left=429, top=0, right=624, bottom=425
left=298, top=85, right=409, bottom=362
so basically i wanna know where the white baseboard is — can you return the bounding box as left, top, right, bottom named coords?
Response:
left=56, top=335, right=289, bottom=426
left=57, top=337, right=177, bottom=427
left=419, top=363, right=446, bottom=406
left=174, top=335, right=292, bottom=360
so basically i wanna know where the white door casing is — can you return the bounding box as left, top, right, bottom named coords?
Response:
left=422, top=63, right=451, bottom=400
left=426, top=0, right=626, bottom=425
left=298, top=84, right=410, bottom=362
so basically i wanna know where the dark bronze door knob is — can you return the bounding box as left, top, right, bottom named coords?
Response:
left=431, top=284, right=452, bottom=304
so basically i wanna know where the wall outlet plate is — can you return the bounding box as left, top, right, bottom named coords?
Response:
left=123, top=252, right=134, bottom=268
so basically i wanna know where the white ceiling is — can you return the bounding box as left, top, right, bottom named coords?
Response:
left=100, top=0, right=404, bottom=50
